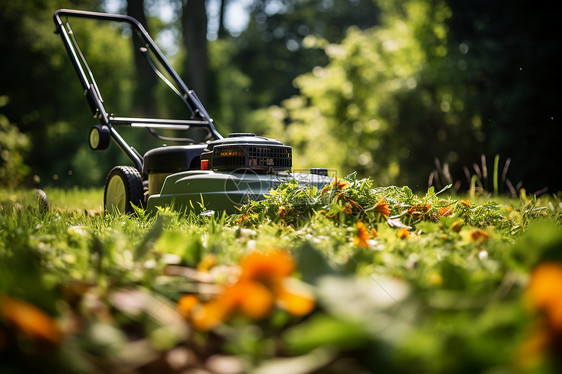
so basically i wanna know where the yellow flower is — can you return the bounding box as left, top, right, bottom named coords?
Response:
left=427, top=272, right=443, bottom=285
left=197, top=253, right=217, bottom=273
left=459, top=200, right=472, bottom=208
left=354, top=221, right=371, bottom=247
left=451, top=220, right=463, bottom=233
left=372, top=198, right=391, bottom=218
left=397, top=227, right=410, bottom=239
left=0, top=295, right=62, bottom=343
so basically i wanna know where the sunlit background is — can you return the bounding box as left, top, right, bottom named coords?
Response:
left=0, top=0, right=560, bottom=193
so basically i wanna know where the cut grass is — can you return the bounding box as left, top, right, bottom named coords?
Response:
left=0, top=181, right=561, bottom=374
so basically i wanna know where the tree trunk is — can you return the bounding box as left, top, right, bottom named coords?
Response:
left=127, top=0, right=157, bottom=116
left=181, top=0, right=209, bottom=105
left=218, top=0, right=227, bottom=39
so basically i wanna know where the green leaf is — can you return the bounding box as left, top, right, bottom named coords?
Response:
left=295, top=242, right=338, bottom=285
left=283, top=314, right=371, bottom=354
left=133, top=216, right=165, bottom=261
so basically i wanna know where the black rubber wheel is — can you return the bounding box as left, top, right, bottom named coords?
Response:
left=89, top=125, right=111, bottom=151
left=104, top=166, right=144, bottom=214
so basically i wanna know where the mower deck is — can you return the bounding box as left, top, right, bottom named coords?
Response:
left=146, top=170, right=332, bottom=213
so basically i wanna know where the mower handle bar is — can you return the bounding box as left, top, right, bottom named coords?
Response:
left=53, top=9, right=223, bottom=172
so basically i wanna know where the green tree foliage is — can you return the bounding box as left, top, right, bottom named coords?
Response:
left=258, top=0, right=462, bottom=187
left=0, top=0, right=137, bottom=187
left=0, top=97, right=30, bottom=188
left=232, top=0, right=380, bottom=108
left=254, top=0, right=561, bottom=192
left=206, top=40, right=252, bottom=134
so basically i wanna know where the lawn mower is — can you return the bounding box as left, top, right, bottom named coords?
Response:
left=53, top=9, right=331, bottom=214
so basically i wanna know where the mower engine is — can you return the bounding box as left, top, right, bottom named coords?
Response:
left=200, top=133, right=292, bottom=173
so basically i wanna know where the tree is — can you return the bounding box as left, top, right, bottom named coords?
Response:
left=217, top=0, right=228, bottom=39
left=127, top=0, right=159, bottom=116
left=182, top=0, right=209, bottom=105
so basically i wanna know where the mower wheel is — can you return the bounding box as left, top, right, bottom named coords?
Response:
left=89, top=125, right=110, bottom=151
left=104, top=166, right=144, bottom=214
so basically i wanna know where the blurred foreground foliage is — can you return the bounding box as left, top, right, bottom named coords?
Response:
left=1, top=182, right=561, bottom=373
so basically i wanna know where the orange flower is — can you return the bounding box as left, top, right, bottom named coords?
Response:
left=276, top=281, right=315, bottom=316
left=469, top=229, right=490, bottom=241
left=332, top=176, right=349, bottom=191
left=517, top=262, right=562, bottom=369
left=527, top=262, right=562, bottom=331
left=439, top=205, right=453, bottom=217
left=397, top=227, right=410, bottom=239
left=222, top=281, right=275, bottom=319
left=177, top=294, right=199, bottom=319
left=354, top=221, right=371, bottom=247
left=372, top=198, right=390, bottom=218
left=407, top=204, right=431, bottom=215
left=0, top=295, right=62, bottom=343
left=516, top=322, right=551, bottom=370
left=371, top=227, right=378, bottom=238
left=190, top=298, right=229, bottom=331
left=235, top=215, right=250, bottom=223
left=321, top=177, right=349, bottom=195
left=459, top=200, right=472, bottom=208
left=278, top=206, right=286, bottom=219
left=181, top=250, right=315, bottom=330
left=239, top=250, right=295, bottom=284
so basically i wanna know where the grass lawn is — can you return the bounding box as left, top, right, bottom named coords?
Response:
left=1, top=178, right=561, bottom=374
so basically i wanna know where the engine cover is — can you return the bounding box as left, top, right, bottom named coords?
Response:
left=201, top=133, right=292, bottom=173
